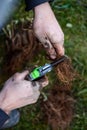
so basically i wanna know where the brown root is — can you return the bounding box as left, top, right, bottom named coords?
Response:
left=41, top=85, right=75, bottom=130
left=2, top=22, right=41, bottom=76
left=41, top=57, right=76, bottom=130
left=56, top=57, right=76, bottom=86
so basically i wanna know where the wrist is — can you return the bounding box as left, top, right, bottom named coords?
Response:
left=34, top=2, right=55, bottom=21
left=0, top=93, right=11, bottom=115
left=34, top=2, right=50, bottom=14
left=0, top=107, right=10, bottom=115
left=0, top=104, right=10, bottom=115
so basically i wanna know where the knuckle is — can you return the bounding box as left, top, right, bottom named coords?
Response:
left=33, top=25, right=41, bottom=37
left=49, top=32, right=55, bottom=38
left=49, top=29, right=64, bottom=44
left=34, top=82, right=40, bottom=91
left=32, top=99, right=37, bottom=104
left=53, top=33, right=64, bottom=45
left=34, top=29, right=40, bottom=37
left=13, top=72, right=20, bottom=79
left=34, top=29, right=43, bottom=42
left=35, top=94, right=40, bottom=101
left=32, top=91, right=40, bottom=103
left=58, top=35, right=64, bottom=45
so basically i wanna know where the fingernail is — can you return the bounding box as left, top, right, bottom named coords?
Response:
left=50, top=54, right=56, bottom=59
left=58, top=46, right=65, bottom=56
left=59, top=50, right=64, bottom=56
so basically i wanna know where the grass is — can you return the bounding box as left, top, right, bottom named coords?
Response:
left=52, top=1, right=87, bottom=129
left=53, top=1, right=87, bottom=130
left=0, top=0, right=87, bottom=129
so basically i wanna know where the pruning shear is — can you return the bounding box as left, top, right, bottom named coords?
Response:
left=27, top=56, right=66, bottom=81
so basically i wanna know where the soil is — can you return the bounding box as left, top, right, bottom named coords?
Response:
left=2, top=21, right=41, bottom=76
left=2, top=21, right=76, bottom=130
left=41, top=57, right=76, bottom=130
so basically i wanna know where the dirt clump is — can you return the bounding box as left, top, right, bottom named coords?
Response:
left=2, top=21, right=41, bottom=76
left=41, top=57, right=76, bottom=130
left=56, top=57, right=76, bottom=90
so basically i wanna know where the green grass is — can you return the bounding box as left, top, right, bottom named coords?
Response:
left=0, top=0, right=87, bottom=130
left=53, top=1, right=87, bottom=130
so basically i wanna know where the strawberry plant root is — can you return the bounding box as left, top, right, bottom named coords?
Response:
left=41, top=57, right=76, bottom=130
left=2, top=21, right=41, bottom=76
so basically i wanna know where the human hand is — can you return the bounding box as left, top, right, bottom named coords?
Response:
left=0, top=71, right=48, bottom=114
left=33, top=2, right=64, bottom=59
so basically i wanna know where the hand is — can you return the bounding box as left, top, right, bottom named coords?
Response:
left=33, top=2, right=64, bottom=59
left=0, top=71, right=48, bottom=114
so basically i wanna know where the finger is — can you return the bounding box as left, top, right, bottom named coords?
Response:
left=53, top=43, right=65, bottom=56
left=38, top=76, right=49, bottom=88
left=32, top=76, right=49, bottom=92
left=13, top=70, right=29, bottom=81
left=42, top=39, right=57, bottom=59
left=48, top=31, right=64, bottom=56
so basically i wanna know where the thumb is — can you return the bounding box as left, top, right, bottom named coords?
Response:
left=14, top=70, right=29, bottom=81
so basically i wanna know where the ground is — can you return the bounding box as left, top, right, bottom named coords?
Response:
left=0, top=0, right=87, bottom=130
